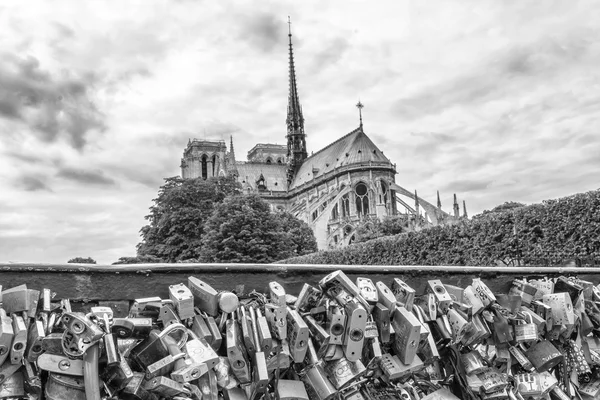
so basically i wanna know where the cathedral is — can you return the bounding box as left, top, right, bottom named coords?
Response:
left=180, top=22, right=466, bottom=249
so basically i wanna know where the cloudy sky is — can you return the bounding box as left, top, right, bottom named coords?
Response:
left=1, top=1, right=599, bottom=264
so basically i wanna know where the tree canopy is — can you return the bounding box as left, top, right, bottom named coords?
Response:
left=137, top=176, right=242, bottom=262
left=67, top=257, right=96, bottom=264
left=199, top=195, right=318, bottom=263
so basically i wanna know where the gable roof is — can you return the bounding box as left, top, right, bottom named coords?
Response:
left=289, top=127, right=392, bottom=189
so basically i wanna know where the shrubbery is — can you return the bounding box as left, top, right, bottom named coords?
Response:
left=282, top=189, right=600, bottom=266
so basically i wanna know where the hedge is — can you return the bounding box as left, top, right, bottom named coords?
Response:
left=281, top=189, right=600, bottom=266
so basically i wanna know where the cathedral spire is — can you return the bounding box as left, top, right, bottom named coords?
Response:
left=286, top=16, right=307, bottom=185
left=437, top=190, right=442, bottom=209
left=356, top=100, right=364, bottom=129
left=228, top=135, right=238, bottom=177
left=453, top=193, right=460, bottom=218
left=463, top=200, right=468, bottom=219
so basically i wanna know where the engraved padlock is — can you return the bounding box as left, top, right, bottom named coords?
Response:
left=525, top=340, right=563, bottom=372
left=144, top=375, right=191, bottom=398
left=509, top=346, right=534, bottom=372
left=461, top=351, right=487, bottom=375
left=44, top=373, right=86, bottom=400
left=60, top=312, right=104, bottom=357
left=185, top=328, right=219, bottom=369
left=121, top=371, right=159, bottom=400
left=102, top=356, right=135, bottom=393
left=356, top=277, right=378, bottom=305
left=197, top=369, right=219, bottom=400
left=323, top=356, right=366, bottom=389
left=295, top=283, right=323, bottom=313
left=392, top=307, right=421, bottom=365
left=427, top=280, right=453, bottom=313
left=113, top=317, right=153, bottom=339
left=471, top=278, right=497, bottom=307
left=391, top=278, right=415, bottom=310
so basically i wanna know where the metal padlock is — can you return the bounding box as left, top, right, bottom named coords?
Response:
left=224, top=387, right=248, bottom=400
left=10, top=314, right=27, bottom=364
left=158, top=302, right=181, bottom=327
left=44, top=373, right=86, bottom=400
left=169, top=283, right=195, bottom=320
left=513, top=317, right=538, bottom=343
left=185, top=328, right=219, bottom=369
left=226, top=316, right=251, bottom=384
left=144, top=376, right=191, bottom=398
left=380, top=353, right=405, bottom=380
left=254, top=308, right=272, bottom=354
left=37, top=353, right=85, bottom=376
left=392, top=307, right=421, bottom=365
left=543, top=292, right=575, bottom=326
left=447, top=308, right=469, bottom=343
left=461, top=351, right=487, bottom=375
left=41, top=332, right=63, bottom=355
left=525, top=340, right=563, bottom=372
left=23, top=360, right=42, bottom=396
left=372, top=303, right=390, bottom=344
left=120, top=371, right=158, bottom=400
left=145, top=353, right=185, bottom=379
left=60, top=312, right=104, bottom=357
left=463, top=285, right=485, bottom=314
left=277, top=379, right=309, bottom=400
left=239, top=307, right=256, bottom=355
left=477, top=367, right=508, bottom=394
left=356, top=277, right=378, bottom=305
left=427, top=280, right=453, bottom=313
left=471, top=278, right=497, bottom=307
left=305, top=314, right=331, bottom=354
left=1, top=285, right=31, bottom=314
left=265, top=303, right=287, bottom=340
left=113, top=317, right=153, bottom=339
left=343, top=299, right=367, bottom=362
left=129, top=323, right=188, bottom=372
left=319, top=270, right=370, bottom=311
left=197, top=369, right=219, bottom=400
left=391, top=278, right=415, bottom=310
left=0, top=361, right=23, bottom=385
left=214, top=357, right=239, bottom=390
left=287, top=307, right=310, bottom=363
left=302, top=338, right=337, bottom=400
left=188, top=276, right=239, bottom=316
left=102, top=356, right=135, bottom=392
left=509, top=346, right=534, bottom=372
left=295, top=283, right=324, bottom=313
left=0, top=309, right=14, bottom=365
left=509, top=280, right=538, bottom=306
left=323, top=357, right=366, bottom=389
left=326, top=305, right=345, bottom=345
left=375, top=281, right=397, bottom=312
left=192, top=312, right=213, bottom=342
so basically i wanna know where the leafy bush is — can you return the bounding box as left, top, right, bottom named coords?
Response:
left=282, top=189, right=600, bottom=266
left=67, top=257, right=96, bottom=264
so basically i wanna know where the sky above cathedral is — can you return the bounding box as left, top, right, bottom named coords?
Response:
left=1, top=0, right=599, bottom=264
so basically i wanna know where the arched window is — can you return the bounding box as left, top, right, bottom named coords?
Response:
left=277, top=158, right=283, bottom=164
left=331, top=204, right=339, bottom=220
left=212, top=155, right=217, bottom=177
left=381, top=181, right=389, bottom=209
left=266, top=157, right=273, bottom=164
left=201, top=155, right=208, bottom=180
left=355, top=183, right=369, bottom=216
left=341, top=194, right=350, bottom=218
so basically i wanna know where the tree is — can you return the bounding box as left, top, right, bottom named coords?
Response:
left=199, top=195, right=317, bottom=263
left=272, top=211, right=318, bottom=259
left=355, top=215, right=409, bottom=243
left=112, top=255, right=164, bottom=265
left=137, top=176, right=241, bottom=262
left=67, top=257, right=96, bottom=264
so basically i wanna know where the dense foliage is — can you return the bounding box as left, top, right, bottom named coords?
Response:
left=67, top=257, right=96, bottom=264
left=112, top=255, right=164, bottom=265
left=355, top=215, right=410, bottom=243
left=137, top=176, right=241, bottom=262
left=283, top=189, right=600, bottom=266
left=199, top=195, right=317, bottom=263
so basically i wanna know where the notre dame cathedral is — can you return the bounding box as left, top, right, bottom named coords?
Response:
left=180, top=22, right=467, bottom=250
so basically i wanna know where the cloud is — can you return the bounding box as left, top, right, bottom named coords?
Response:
left=17, top=175, right=52, bottom=192
left=238, top=13, right=285, bottom=53
left=0, top=54, right=106, bottom=149
left=57, top=167, right=116, bottom=186
left=311, top=37, right=350, bottom=71
left=443, top=179, right=491, bottom=193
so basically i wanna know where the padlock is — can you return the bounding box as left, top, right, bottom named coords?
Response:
left=144, top=376, right=191, bottom=398
left=45, top=373, right=86, bottom=400
left=185, top=328, right=219, bottom=369
left=471, top=278, right=497, bottom=307
left=188, top=276, right=239, bottom=316
left=37, top=353, right=85, bottom=376
left=323, top=356, right=366, bottom=389
left=113, top=317, right=153, bottom=339
left=0, top=309, right=14, bottom=365
left=41, top=332, right=63, bottom=355
left=60, top=312, right=104, bottom=357
left=254, top=308, right=272, bottom=354
left=265, top=303, right=287, bottom=340
left=380, top=353, right=405, bottom=380
left=159, top=332, right=208, bottom=383
left=276, top=379, right=309, bottom=400
left=302, top=338, right=337, bottom=400
left=426, top=360, right=444, bottom=383
left=269, top=281, right=288, bottom=307
left=266, top=338, right=292, bottom=371
left=578, top=379, right=600, bottom=399
left=363, top=336, right=382, bottom=369
left=247, top=308, right=269, bottom=399
left=1, top=285, right=30, bottom=314
left=129, top=323, right=188, bottom=372
left=463, top=285, right=485, bottom=314
left=513, top=317, right=538, bottom=343
left=421, top=388, right=461, bottom=400
left=375, top=281, right=397, bottom=313
left=214, top=357, right=239, bottom=390
left=525, top=340, right=564, bottom=372
left=508, top=346, right=534, bottom=372
left=197, top=369, right=219, bottom=400
left=554, top=276, right=583, bottom=301
left=129, top=296, right=162, bottom=318
left=0, top=361, right=22, bottom=385
left=427, top=280, right=453, bottom=313
left=239, top=307, right=256, bottom=355
left=287, top=307, right=310, bottom=363
left=372, top=303, right=390, bottom=344
left=171, top=358, right=209, bottom=384
left=549, top=386, right=571, bottom=400
left=319, top=270, right=370, bottom=311
left=343, top=299, right=367, bottom=362
left=10, top=314, right=27, bottom=364
left=145, top=353, right=185, bottom=379
left=509, top=280, right=538, bottom=306
left=461, top=351, right=487, bottom=375
left=447, top=308, right=469, bottom=343
left=415, top=293, right=438, bottom=321
left=531, top=300, right=553, bottom=332
left=169, top=283, right=195, bottom=320
left=392, top=307, right=421, bottom=365
left=204, top=312, right=223, bottom=351
left=364, top=315, right=378, bottom=340
left=102, top=356, right=135, bottom=392
left=295, top=283, right=323, bottom=312
left=121, top=371, right=159, bottom=400
left=418, top=325, right=439, bottom=363
left=391, top=278, right=415, bottom=310
left=356, top=277, right=378, bottom=305
left=326, top=305, right=345, bottom=345
left=492, top=311, right=513, bottom=344
left=477, top=367, right=509, bottom=394
left=543, top=292, right=574, bottom=326
left=226, top=316, right=252, bottom=384
left=158, top=302, right=181, bottom=327
left=192, top=312, right=213, bottom=342
left=305, top=314, right=331, bottom=354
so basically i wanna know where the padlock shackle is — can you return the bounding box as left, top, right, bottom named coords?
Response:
left=157, top=323, right=189, bottom=349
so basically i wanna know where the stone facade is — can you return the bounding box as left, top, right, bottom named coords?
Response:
left=180, top=25, right=464, bottom=249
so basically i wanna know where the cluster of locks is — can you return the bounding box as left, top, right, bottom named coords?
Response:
left=0, top=270, right=599, bottom=399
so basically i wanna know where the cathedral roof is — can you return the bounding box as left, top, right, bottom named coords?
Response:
left=236, top=163, right=288, bottom=192
left=289, top=127, right=393, bottom=189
